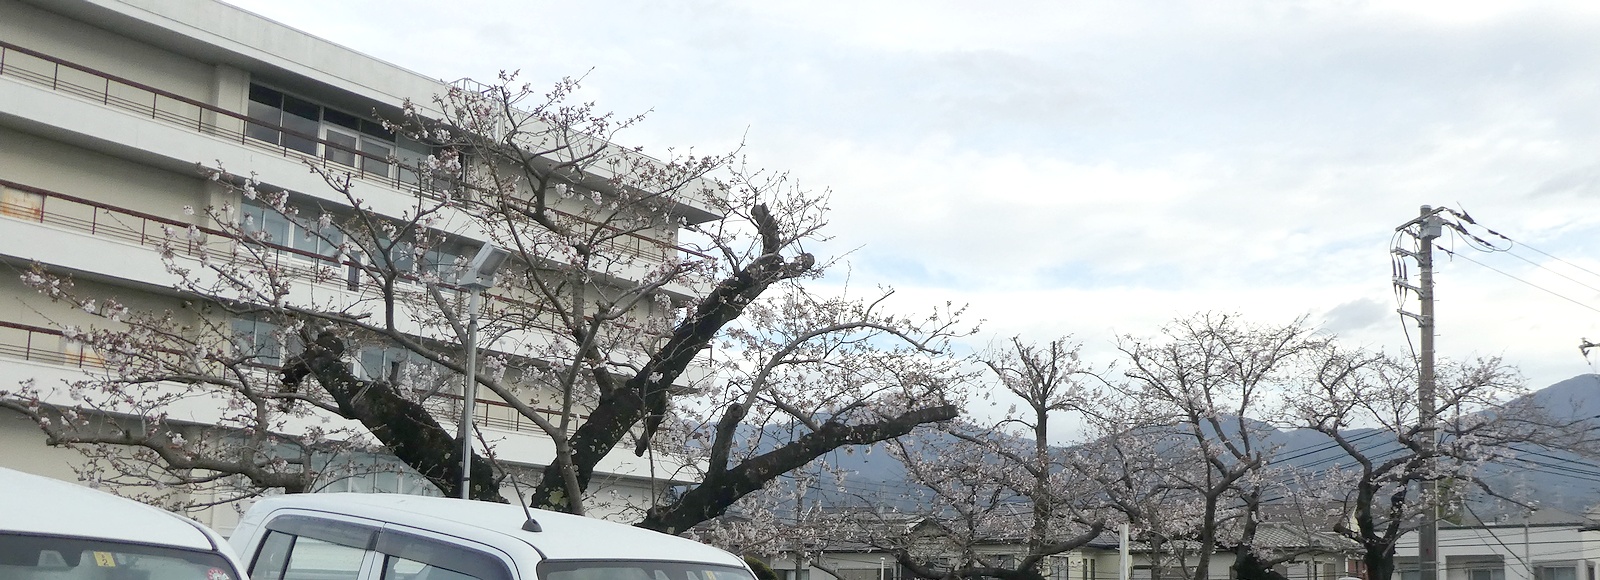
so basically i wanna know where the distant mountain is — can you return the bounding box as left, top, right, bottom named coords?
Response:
left=780, top=374, right=1600, bottom=516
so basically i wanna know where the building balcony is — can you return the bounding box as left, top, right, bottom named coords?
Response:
left=0, top=39, right=714, bottom=298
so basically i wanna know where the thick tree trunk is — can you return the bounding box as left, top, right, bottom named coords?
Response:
left=1364, top=544, right=1394, bottom=580
left=1231, top=548, right=1290, bottom=580
left=527, top=203, right=815, bottom=514
left=284, top=331, right=502, bottom=501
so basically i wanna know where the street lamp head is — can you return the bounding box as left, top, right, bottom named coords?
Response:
left=463, top=243, right=511, bottom=289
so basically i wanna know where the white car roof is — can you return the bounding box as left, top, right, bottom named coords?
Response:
left=248, top=493, right=745, bottom=565
left=0, top=467, right=220, bottom=552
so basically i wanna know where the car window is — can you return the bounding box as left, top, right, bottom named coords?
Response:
left=0, top=532, right=241, bottom=580
left=540, top=561, right=756, bottom=580
left=373, top=528, right=510, bottom=580
left=383, top=553, right=482, bottom=580
left=282, top=537, right=367, bottom=579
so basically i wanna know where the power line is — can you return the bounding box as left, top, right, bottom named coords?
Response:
left=1433, top=244, right=1600, bottom=317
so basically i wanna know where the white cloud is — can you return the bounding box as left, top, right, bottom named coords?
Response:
left=222, top=0, right=1600, bottom=391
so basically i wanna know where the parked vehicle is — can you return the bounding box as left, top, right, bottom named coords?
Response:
left=0, top=466, right=247, bottom=580
left=231, top=493, right=755, bottom=580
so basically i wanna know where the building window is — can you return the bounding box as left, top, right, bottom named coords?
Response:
left=246, top=83, right=396, bottom=178
left=232, top=318, right=279, bottom=366
left=247, top=84, right=319, bottom=156
left=356, top=344, right=445, bottom=385
left=1469, top=568, right=1505, bottom=580
left=317, top=454, right=439, bottom=496
left=242, top=200, right=344, bottom=259
left=1538, top=568, right=1577, bottom=580
left=322, top=107, right=395, bottom=177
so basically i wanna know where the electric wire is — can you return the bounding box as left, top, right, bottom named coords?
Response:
left=1433, top=244, right=1600, bottom=317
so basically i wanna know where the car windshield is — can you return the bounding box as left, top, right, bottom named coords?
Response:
left=539, top=560, right=756, bottom=580
left=0, top=532, right=240, bottom=580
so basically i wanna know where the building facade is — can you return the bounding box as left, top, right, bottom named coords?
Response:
left=1394, top=512, right=1600, bottom=580
left=0, top=0, right=718, bottom=531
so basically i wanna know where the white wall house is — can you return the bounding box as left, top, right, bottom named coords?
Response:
left=1394, top=511, right=1600, bottom=580
left=0, top=0, right=718, bottom=531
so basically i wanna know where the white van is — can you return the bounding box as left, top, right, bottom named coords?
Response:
left=230, top=493, right=756, bottom=580
left=0, top=467, right=248, bottom=580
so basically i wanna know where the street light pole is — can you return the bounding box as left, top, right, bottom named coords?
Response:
left=457, top=243, right=510, bottom=500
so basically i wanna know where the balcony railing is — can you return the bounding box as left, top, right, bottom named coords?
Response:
left=0, top=177, right=579, bottom=329
left=0, top=320, right=103, bottom=368
left=0, top=319, right=588, bottom=438
left=0, top=40, right=710, bottom=264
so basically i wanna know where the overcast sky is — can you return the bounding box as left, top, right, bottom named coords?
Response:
left=225, top=0, right=1600, bottom=394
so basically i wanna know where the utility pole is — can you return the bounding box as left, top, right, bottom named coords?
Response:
left=1395, top=205, right=1445, bottom=580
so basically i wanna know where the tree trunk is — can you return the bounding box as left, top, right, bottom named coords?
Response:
left=284, top=331, right=502, bottom=501
left=527, top=203, right=814, bottom=513
left=1363, top=544, right=1394, bottom=580
left=1231, top=548, right=1290, bottom=580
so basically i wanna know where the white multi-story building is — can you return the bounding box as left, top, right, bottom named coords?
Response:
left=0, top=0, right=719, bottom=531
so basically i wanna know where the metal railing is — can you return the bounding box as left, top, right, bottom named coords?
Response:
left=0, top=40, right=710, bottom=264
left=0, top=317, right=584, bottom=438
left=0, top=178, right=620, bottom=331
left=423, top=392, right=582, bottom=434
left=0, top=320, right=102, bottom=368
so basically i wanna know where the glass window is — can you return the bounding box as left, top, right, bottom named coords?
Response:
left=246, top=84, right=318, bottom=155
left=358, top=346, right=439, bottom=382
left=250, top=530, right=297, bottom=580
left=283, top=537, right=366, bottom=579
left=396, top=139, right=432, bottom=187
left=383, top=554, right=481, bottom=580
left=233, top=318, right=283, bottom=366
left=0, top=531, right=242, bottom=580
left=280, top=94, right=321, bottom=155
left=421, top=241, right=467, bottom=283
left=543, top=561, right=756, bottom=580
left=247, top=84, right=284, bottom=144
left=1469, top=569, right=1505, bottom=580
left=325, top=127, right=360, bottom=168
left=1539, top=568, right=1577, bottom=580
left=382, top=238, right=416, bottom=273
left=375, top=531, right=509, bottom=580
left=324, top=108, right=362, bottom=131
left=362, top=139, right=394, bottom=178
left=243, top=202, right=293, bottom=246
left=291, top=213, right=345, bottom=259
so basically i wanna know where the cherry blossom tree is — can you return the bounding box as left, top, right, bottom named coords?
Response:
left=0, top=73, right=970, bottom=529
left=1271, top=347, right=1592, bottom=580
left=883, top=337, right=1109, bottom=580
left=1112, top=314, right=1327, bottom=580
